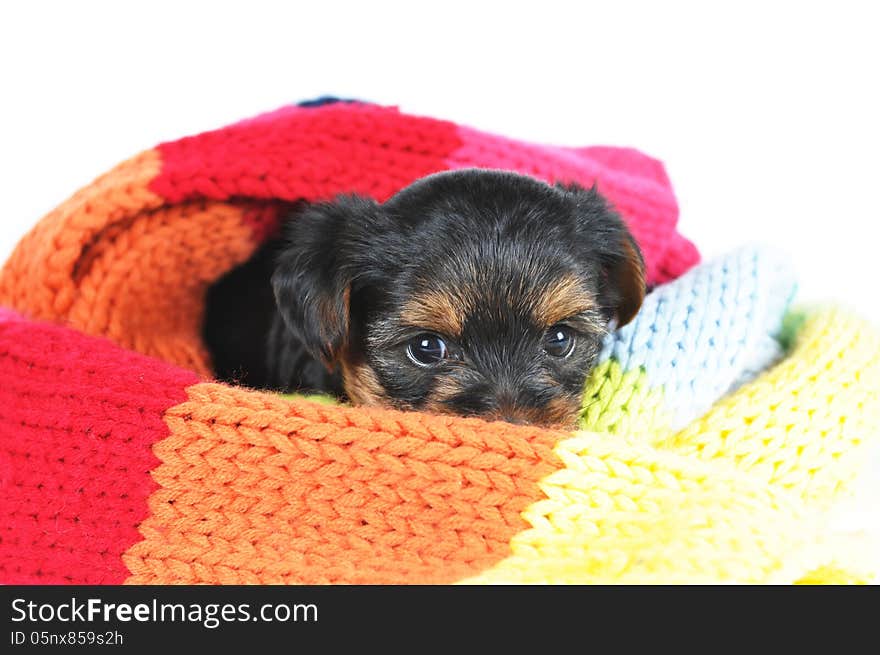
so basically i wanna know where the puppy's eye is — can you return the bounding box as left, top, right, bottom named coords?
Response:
left=543, top=326, right=575, bottom=358
left=406, top=334, right=449, bottom=366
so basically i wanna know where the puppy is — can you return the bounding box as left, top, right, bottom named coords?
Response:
left=204, top=169, right=646, bottom=428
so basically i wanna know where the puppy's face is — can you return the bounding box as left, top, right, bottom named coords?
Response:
left=272, top=170, right=645, bottom=428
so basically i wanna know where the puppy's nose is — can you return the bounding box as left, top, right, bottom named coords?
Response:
left=494, top=388, right=529, bottom=425
left=500, top=413, right=528, bottom=426
left=496, top=400, right=529, bottom=425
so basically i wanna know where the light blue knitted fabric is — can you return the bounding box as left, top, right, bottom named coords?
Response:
left=597, top=244, right=797, bottom=428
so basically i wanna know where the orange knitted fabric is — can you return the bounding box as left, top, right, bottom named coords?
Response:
left=123, top=384, right=563, bottom=584
left=0, top=155, right=265, bottom=376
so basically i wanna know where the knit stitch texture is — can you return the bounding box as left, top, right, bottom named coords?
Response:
left=1, top=99, right=877, bottom=584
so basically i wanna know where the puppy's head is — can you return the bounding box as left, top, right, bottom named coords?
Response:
left=272, top=169, right=645, bottom=427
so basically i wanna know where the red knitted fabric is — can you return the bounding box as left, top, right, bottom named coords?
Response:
left=150, top=102, right=697, bottom=284
left=0, top=310, right=198, bottom=583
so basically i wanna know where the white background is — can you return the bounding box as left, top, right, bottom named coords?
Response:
left=1, top=2, right=878, bottom=554
left=2, top=1, right=878, bottom=321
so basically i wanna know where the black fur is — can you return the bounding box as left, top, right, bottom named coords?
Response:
left=203, top=169, right=645, bottom=425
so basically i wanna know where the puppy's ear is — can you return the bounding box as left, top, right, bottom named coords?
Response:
left=600, top=229, right=646, bottom=326
left=271, top=195, right=382, bottom=369
left=562, top=182, right=647, bottom=327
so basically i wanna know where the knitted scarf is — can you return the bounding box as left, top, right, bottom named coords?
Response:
left=1, top=99, right=877, bottom=584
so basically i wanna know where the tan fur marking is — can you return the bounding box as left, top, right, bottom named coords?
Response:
left=531, top=274, right=596, bottom=327
left=400, top=290, right=468, bottom=337
left=483, top=398, right=580, bottom=429
left=422, top=382, right=581, bottom=429
left=340, top=360, right=387, bottom=406
left=541, top=396, right=582, bottom=428
left=421, top=376, right=467, bottom=414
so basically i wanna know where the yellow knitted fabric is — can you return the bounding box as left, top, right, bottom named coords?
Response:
left=463, top=308, right=880, bottom=584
